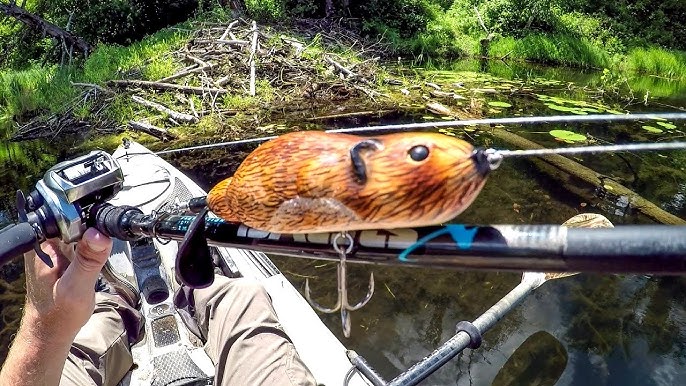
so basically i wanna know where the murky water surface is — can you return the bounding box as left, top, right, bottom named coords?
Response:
left=2, top=61, right=686, bottom=384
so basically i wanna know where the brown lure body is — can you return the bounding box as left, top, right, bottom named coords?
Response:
left=207, top=131, right=489, bottom=233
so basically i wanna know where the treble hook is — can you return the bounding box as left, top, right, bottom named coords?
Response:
left=305, top=232, right=375, bottom=338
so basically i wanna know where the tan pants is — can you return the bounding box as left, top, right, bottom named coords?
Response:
left=61, top=276, right=316, bottom=386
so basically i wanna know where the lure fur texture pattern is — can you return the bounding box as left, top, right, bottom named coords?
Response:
left=207, top=131, right=489, bottom=233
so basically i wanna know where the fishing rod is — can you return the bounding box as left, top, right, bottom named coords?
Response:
left=2, top=187, right=685, bottom=276
left=86, top=207, right=686, bottom=273
left=155, top=112, right=686, bottom=154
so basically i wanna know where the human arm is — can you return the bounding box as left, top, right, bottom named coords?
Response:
left=0, top=228, right=112, bottom=386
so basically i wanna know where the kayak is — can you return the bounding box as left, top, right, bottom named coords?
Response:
left=106, top=140, right=369, bottom=385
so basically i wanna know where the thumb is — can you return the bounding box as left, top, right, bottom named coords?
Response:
left=62, top=228, right=112, bottom=290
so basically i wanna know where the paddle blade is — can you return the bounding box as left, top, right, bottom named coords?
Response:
left=492, top=331, right=568, bottom=386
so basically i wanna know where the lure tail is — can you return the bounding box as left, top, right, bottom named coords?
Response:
left=207, top=177, right=239, bottom=222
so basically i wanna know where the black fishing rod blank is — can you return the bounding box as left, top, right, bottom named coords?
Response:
left=80, top=204, right=686, bottom=275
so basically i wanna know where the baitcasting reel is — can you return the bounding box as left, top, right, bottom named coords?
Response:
left=1, top=151, right=125, bottom=267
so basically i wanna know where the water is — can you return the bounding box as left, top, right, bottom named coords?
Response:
left=1, top=62, right=686, bottom=384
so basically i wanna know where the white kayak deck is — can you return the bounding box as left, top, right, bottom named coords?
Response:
left=108, top=141, right=368, bottom=386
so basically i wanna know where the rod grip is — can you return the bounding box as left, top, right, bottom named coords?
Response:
left=0, top=222, right=38, bottom=267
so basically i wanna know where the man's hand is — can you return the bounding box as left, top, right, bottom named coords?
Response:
left=23, top=227, right=113, bottom=342
left=0, top=228, right=112, bottom=386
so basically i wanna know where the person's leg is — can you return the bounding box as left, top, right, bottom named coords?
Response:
left=60, top=293, right=141, bottom=386
left=193, top=275, right=317, bottom=386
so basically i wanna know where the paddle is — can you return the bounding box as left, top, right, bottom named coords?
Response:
left=491, top=331, right=568, bottom=386
left=386, top=213, right=613, bottom=386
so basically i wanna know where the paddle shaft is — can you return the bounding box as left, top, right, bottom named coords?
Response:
left=387, top=277, right=539, bottom=385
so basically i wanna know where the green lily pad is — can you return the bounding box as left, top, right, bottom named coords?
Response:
left=545, top=103, right=575, bottom=112
left=488, top=101, right=512, bottom=108
left=642, top=125, right=664, bottom=133
left=549, top=130, right=587, bottom=143
left=656, top=122, right=677, bottom=130
left=569, top=109, right=589, bottom=115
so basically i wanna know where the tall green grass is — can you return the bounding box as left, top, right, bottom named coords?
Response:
left=0, top=25, right=190, bottom=137
left=626, top=48, right=686, bottom=80
left=0, top=68, right=77, bottom=137
left=489, top=34, right=609, bottom=69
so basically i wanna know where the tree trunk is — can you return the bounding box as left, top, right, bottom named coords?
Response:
left=0, top=1, right=90, bottom=55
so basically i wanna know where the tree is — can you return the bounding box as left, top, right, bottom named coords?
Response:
left=0, top=0, right=90, bottom=56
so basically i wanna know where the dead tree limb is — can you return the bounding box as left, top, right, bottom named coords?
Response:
left=108, top=79, right=227, bottom=95
left=128, top=120, right=177, bottom=141
left=131, top=96, right=198, bottom=123
left=158, top=63, right=215, bottom=83
left=489, top=128, right=685, bottom=225
left=325, top=55, right=355, bottom=78
left=219, top=20, right=239, bottom=40
left=249, top=20, right=258, bottom=96
left=0, top=1, right=90, bottom=55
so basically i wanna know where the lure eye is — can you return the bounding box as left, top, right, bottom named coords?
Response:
left=408, top=145, right=429, bottom=162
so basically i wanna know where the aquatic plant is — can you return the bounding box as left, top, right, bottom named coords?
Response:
left=549, top=129, right=587, bottom=143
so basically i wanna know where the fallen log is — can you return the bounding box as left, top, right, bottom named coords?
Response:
left=108, top=80, right=227, bottom=95
left=489, top=128, right=685, bottom=225
left=0, top=1, right=90, bottom=54
left=128, top=121, right=177, bottom=141
left=131, top=96, right=198, bottom=123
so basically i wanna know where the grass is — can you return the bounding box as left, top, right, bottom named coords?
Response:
left=0, top=24, right=191, bottom=138
left=626, top=47, right=686, bottom=80
left=489, top=34, right=610, bottom=69
left=0, top=67, right=77, bottom=137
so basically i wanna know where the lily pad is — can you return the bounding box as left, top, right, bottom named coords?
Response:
left=656, top=122, right=677, bottom=130
left=545, top=103, right=575, bottom=112
left=488, top=101, right=512, bottom=108
left=642, top=125, right=664, bottom=133
left=549, top=130, right=587, bottom=143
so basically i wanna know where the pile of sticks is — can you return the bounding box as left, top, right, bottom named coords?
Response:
left=13, top=18, right=388, bottom=142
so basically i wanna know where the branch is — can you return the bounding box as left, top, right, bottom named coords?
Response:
left=107, top=79, right=227, bottom=95
left=325, top=55, right=356, bottom=78
left=158, top=63, right=215, bottom=83
left=249, top=20, right=258, bottom=96
left=474, top=6, right=490, bottom=34
left=131, top=96, right=198, bottom=123
left=0, top=2, right=90, bottom=54
left=128, top=121, right=177, bottom=141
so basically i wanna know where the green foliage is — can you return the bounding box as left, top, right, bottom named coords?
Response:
left=83, top=27, right=187, bottom=84
left=44, top=0, right=199, bottom=45
left=244, top=0, right=284, bottom=21
left=0, top=0, right=199, bottom=68
left=0, top=67, right=76, bottom=136
left=626, top=48, right=686, bottom=80
left=490, top=34, right=609, bottom=68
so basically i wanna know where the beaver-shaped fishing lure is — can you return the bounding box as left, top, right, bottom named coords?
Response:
left=207, top=131, right=491, bottom=233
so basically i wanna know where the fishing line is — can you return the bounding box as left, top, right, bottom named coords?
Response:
left=483, top=141, right=686, bottom=170
left=155, top=112, right=686, bottom=155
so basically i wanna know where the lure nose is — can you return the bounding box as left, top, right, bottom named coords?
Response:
left=470, top=148, right=492, bottom=176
